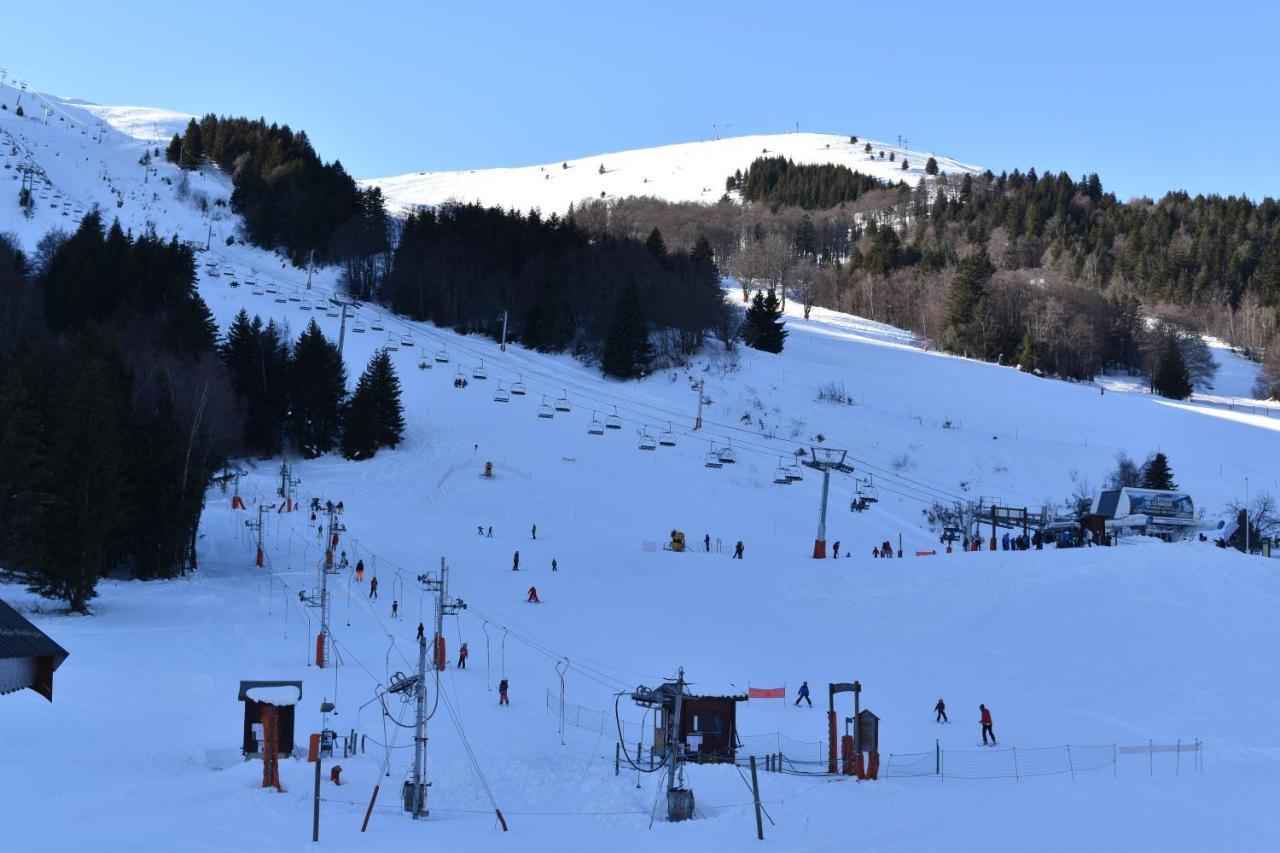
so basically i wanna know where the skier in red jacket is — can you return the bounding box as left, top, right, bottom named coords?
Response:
left=979, top=704, right=997, bottom=745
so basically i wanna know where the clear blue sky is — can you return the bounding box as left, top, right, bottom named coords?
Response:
left=9, top=0, right=1278, bottom=199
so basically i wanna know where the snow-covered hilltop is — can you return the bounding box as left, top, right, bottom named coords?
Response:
left=364, top=131, right=983, bottom=215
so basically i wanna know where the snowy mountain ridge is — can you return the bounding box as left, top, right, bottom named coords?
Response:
left=364, top=131, right=983, bottom=215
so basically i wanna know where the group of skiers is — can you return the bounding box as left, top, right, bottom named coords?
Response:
left=935, top=698, right=997, bottom=744
left=791, top=687, right=997, bottom=745
left=871, top=539, right=896, bottom=558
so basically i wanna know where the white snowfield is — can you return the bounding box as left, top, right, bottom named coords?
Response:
left=2, top=85, right=1280, bottom=852
left=364, top=132, right=983, bottom=215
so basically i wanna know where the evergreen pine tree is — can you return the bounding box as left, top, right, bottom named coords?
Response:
left=645, top=228, right=667, bottom=259
left=945, top=249, right=995, bottom=353
left=1016, top=329, right=1038, bottom=373
left=179, top=119, right=204, bottom=171
left=925, top=157, right=939, bottom=176
left=341, top=364, right=379, bottom=461
left=1141, top=452, right=1177, bottom=490
left=369, top=348, right=405, bottom=449
left=1152, top=335, right=1192, bottom=399
left=742, top=290, right=787, bottom=353
left=288, top=320, right=347, bottom=457
left=601, top=279, right=653, bottom=378
left=165, top=133, right=182, bottom=164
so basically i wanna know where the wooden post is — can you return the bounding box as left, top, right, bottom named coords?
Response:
left=615, top=743, right=620, bottom=776
left=360, top=784, right=379, bottom=833
left=750, top=756, right=764, bottom=841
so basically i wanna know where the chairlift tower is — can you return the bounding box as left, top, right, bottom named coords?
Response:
left=803, top=447, right=852, bottom=558
left=396, top=558, right=466, bottom=819
left=418, top=557, right=467, bottom=673
left=277, top=459, right=300, bottom=511
left=630, top=666, right=693, bottom=822
left=301, top=503, right=345, bottom=668
left=244, top=502, right=275, bottom=567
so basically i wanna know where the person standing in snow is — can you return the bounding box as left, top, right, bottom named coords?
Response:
left=391, top=600, right=399, bottom=619
left=369, top=576, right=378, bottom=600
left=979, top=704, right=997, bottom=744
left=526, top=586, right=540, bottom=603
left=551, top=558, right=558, bottom=572
left=477, top=525, right=484, bottom=536
left=733, top=541, right=744, bottom=559
left=487, top=526, right=493, bottom=537
left=457, top=642, right=469, bottom=669
left=355, top=560, right=364, bottom=582
left=531, top=523, right=537, bottom=540
left=498, top=678, right=509, bottom=705
left=512, top=550, right=520, bottom=571
left=416, top=622, right=425, bottom=642
left=935, top=698, right=948, bottom=723
left=704, top=533, right=711, bottom=552
left=872, top=546, right=880, bottom=558
left=794, top=681, right=813, bottom=707
left=833, top=541, right=841, bottom=559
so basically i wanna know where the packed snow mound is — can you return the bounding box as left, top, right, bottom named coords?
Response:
left=244, top=685, right=302, bottom=706
left=364, top=132, right=983, bottom=215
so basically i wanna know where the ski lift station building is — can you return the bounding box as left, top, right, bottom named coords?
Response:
left=1084, top=488, right=1199, bottom=543
left=0, top=599, right=69, bottom=702
left=645, top=683, right=748, bottom=764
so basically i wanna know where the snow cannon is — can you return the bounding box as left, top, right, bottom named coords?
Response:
left=668, top=531, right=686, bottom=552
left=483, top=461, right=493, bottom=479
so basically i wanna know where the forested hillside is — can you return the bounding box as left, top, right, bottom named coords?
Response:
left=166, top=115, right=388, bottom=265
left=570, top=162, right=1280, bottom=397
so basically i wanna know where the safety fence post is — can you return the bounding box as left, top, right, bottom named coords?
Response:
left=1066, top=745, right=1076, bottom=782
left=935, top=739, right=940, bottom=776
left=1012, top=747, right=1019, bottom=782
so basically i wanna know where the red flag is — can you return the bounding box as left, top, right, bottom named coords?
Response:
left=748, top=686, right=785, bottom=699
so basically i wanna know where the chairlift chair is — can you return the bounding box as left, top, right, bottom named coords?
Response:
left=472, top=360, right=488, bottom=380
left=537, top=397, right=555, bottom=419
left=300, top=299, right=313, bottom=311
left=288, top=292, right=302, bottom=303
left=856, top=476, right=880, bottom=503
left=245, top=277, right=257, bottom=288
left=637, top=429, right=657, bottom=451
left=703, top=443, right=723, bottom=469
left=229, top=278, right=240, bottom=288
left=604, top=406, right=622, bottom=430
left=273, top=292, right=288, bottom=304
left=554, top=391, right=571, bottom=413
left=434, top=345, right=449, bottom=364
left=659, top=423, right=676, bottom=447
left=399, top=331, right=414, bottom=347
left=384, top=334, right=399, bottom=352
left=251, top=285, right=265, bottom=296
left=370, top=317, right=385, bottom=332
left=493, top=384, right=510, bottom=403
left=223, top=266, right=234, bottom=277
left=587, top=413, right=605, bottom=435
left=207, top=267, right=221, bottom=278
left=773, top=465, right=792, bottom=485
left=417, top=352, right=430, bottom=370
left=264, top=281, right=279, bottom=294
left=352, top=317, right=366, bottom=333
left=326, top=305, right=340, bottom=318
left=716, top=442, right=737, bottom=464
left=511, top=375, right=527, bottom=396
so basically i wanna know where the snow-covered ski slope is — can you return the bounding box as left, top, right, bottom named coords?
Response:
left=365, top=131, right=983, bottom=215
left=4, top=85, right=1280, bottom=852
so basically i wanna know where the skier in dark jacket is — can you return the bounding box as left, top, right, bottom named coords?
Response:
left=369, top=576, right=378, bottom=600
left=499, top=678, right=509, bottom=705
left=457, top=642, right=468, bottom=669
left=935, top=698, right=948, bottom=723
left=794, top=681, right=812, bottom=707
left=512, top=550, right=520, bottom=571
left=733, top=541, right=745, bottom=559
left=980, top=704, right=997, bottom=744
